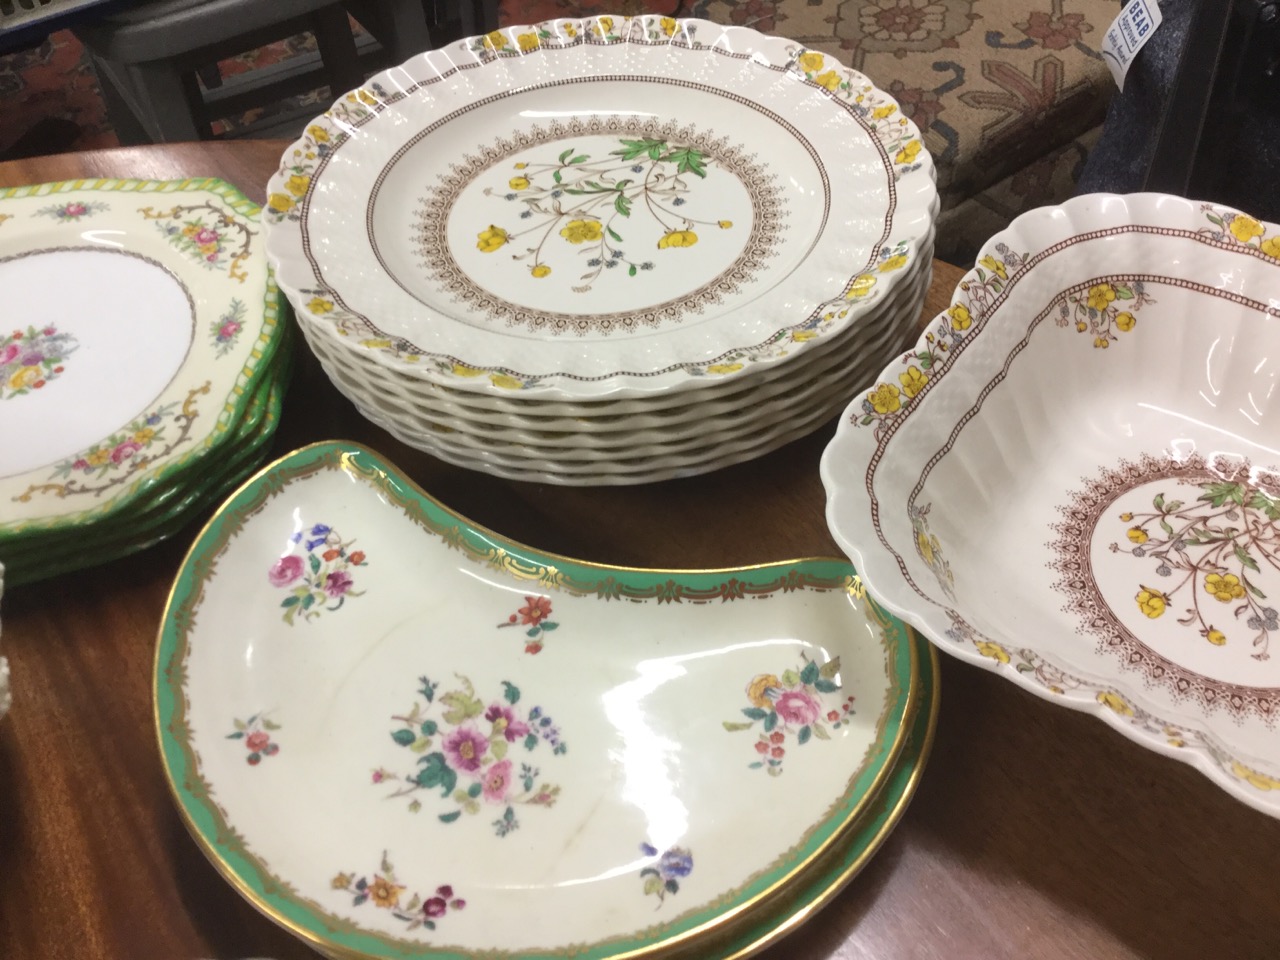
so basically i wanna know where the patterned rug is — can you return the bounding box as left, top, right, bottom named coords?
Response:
left=0, top=2, right=684, bottom=155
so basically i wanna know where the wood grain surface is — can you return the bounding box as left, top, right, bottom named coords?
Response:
left=0, top=142, right=1277, bottom=960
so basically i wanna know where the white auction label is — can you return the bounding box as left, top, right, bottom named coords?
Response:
left=1101, top=0, right=1163, bottom=89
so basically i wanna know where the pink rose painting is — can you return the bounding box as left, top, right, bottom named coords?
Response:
left=725, top=656, right=850, bottom=776
left=268, top=555, right=304, bottom=587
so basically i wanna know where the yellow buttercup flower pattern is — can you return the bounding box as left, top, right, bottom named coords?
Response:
left=472, top=133, right=738, bottom=293
left=476, top=225, right=509, bottom=253
left=898, top=365, right=928, bottom=398
left=948, top=304, right=971, bottom=331
left=975, top=641, right=1010, bottom=664
left=517, top=32, right=539, bottom=51
left=560, top=220, right=603, bottom=244
left=1229, top=214, right=1264, bottom=243
left=797, top=51, right=825, bottom=73
left=1108, top=470, right=1280, bottom=659
left=658, top=230, right=698, bottom=249
left=867, top=382, right=901, bottom=415
left=1067, top=278, right=1153, bottom=346
left=1097, top=691, right=1134, bottom=716
left=1204, top=572, right=1246, bottom=602
left=1135, top=586, right=1167, bottom=619
left=814, top=71, right=841, bottom=92
left=895, top=140, right=922, bottom=165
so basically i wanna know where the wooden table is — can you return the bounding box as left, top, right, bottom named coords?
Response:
left=1, top=141, right=1277, bottom=960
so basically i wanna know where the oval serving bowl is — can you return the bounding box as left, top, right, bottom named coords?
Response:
left=157, top=442, right=920, bottom=958
left=263, top=15, right=936, bottom=401
left=822, top=193, right=1280, bottom=816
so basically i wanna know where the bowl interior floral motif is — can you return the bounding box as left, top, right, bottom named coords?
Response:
left=263, top=15, right=936, bottom=398
left=157, top=442, right=920, bottom=958
left=822, top=193, right=1280, bottom=817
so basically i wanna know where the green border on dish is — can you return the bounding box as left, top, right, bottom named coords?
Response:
left=154, top=441, right=919, bottom=960
left=0, top=177, right=288, bottom=541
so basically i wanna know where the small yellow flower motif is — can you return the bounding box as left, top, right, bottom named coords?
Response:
left=484, top=30, right=508, bottom=50
left=307, top=297, right=334, bottom=315
left=1206, top=628, right=1227, bottom=646
left=846, top=274, right=877, bottom=299
left=1097, top=691, right=1134, bottom=716
left=1075, top=321, right=1087, bottom=332
left=978, top=255, right=1007, bottom=279
left=899, top=365, right=928, bottom=398
left=1262, top=236, right=1280, bottom=259
left=305, top=152, right=316, bottom=160
left=706, top=362, right=744, bottom=375
left=531, top=264, right=551, bottom=278
left=791, top=330, right=818, bottom=342
left=267, top=193, right=294, bottom=213
left=513, top=162, right=528, bottom=169
left=88, top=449, right=110, bottom=467
left=1115, top=311, right=1136, bottom=332
left=1204, top=572, right=1246, bottom=602
left=361, top=338, right=392, bottom=349
left=356, top=89, right=378, bottom=106
left=1093, top=336, right=1110, bottom=349
left=867, top=382, right=902, bottom=415
left=895, top=140, right=922, bottom=164
left=1119, top=512, right=1133, bottom=521
left=747, top=674, right=781, bottom=708
left=1127, top=527, right=1148, bottom=544
left=975, top=641, right=1010, bottom=664
left=1229, top=214, right=1264, bottom=243
left=369, top=875, right=404, bottom=909
left=1232, top=761, right=1280, bottom=790
left=509, top=176, right=530, bottom=190
left=477, top=225, right=509, bottom=252
left=563, top=23, right=578, bottom=37
left=660, top=17, right=678, bottom=36
left=490, top=373, right=523, bottom=390
left=517, top=32, right=539, bottom=52
left=814, top=70, right=841, bottom=91
left=8, top=366, right=38, bottom=391
left=285, top=174, right=310, bottom=198
left=1086, top=283, right=1116, bottom=311
left=658, top=229, right=698, bottom=249
left=872, top=104, right=897, bottom=119
left=596, top=16, right=615, bottom=33
left=718, top=220, right=733, bottom=229
left=451, top=363, right=485, bottom=377
left=916, top=529, right=935, bottom=565
left=797, top=51, right=825, bottom=73
left=133, top=428, right=155, bottom=444
left=879, top=254, right=908, bottom=272
left=331, top=873, right=352, bottom=890
left=561, top=219, right=603, bottom=244
left=1135, top=585, right=1167, bottom=619
left=307, top=125, right=330, bottom=143
left=1168, top=737, right=1185, bottom=748
left=948, top=303, right=971, bottom=331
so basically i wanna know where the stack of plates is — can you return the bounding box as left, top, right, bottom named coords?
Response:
left=156, top=441, right=938, bottom=959
left=0, top=178, right=291, bottom=587
left=264, top=16, right=938, bottom=485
